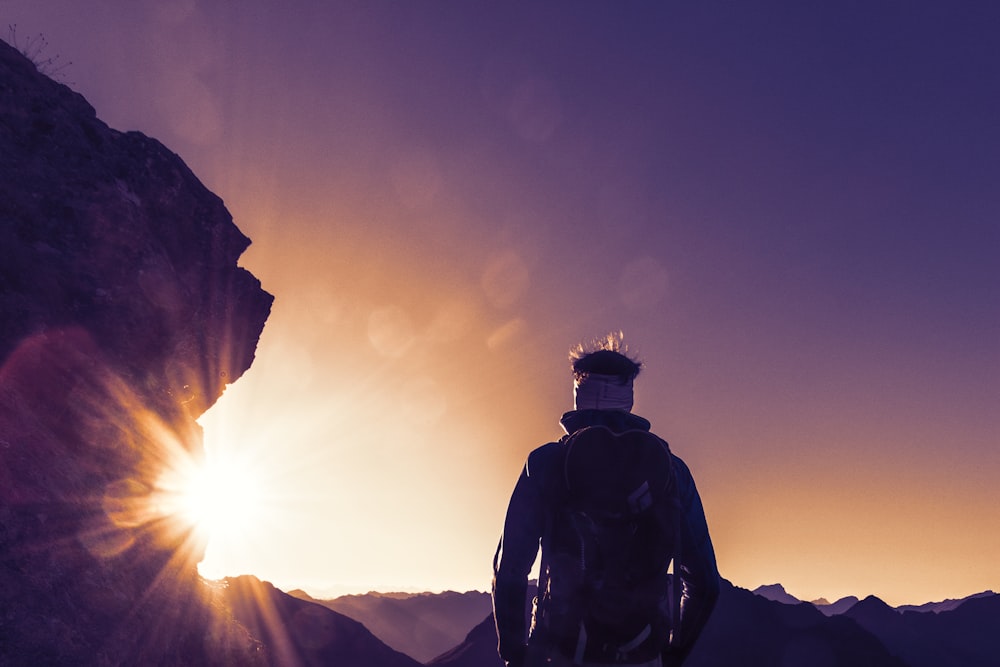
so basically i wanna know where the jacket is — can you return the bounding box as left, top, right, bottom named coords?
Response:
left=492, top=409, right=720, bottom=666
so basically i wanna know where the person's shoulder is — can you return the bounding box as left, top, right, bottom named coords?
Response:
left=664, top=449, right=707, bottom=506
left=668, top=450, right=692, bottom=475
left=651, top=433, right=694, bottom=480
left=525, top=439, right=565, bottom=479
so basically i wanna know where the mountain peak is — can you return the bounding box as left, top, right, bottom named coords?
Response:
left=752, top=583, right=801, bottom=605
left=857, top=594, right=893, bottom=609
left=813, top=595, right=861, bottom=616
left=845, top=595, right=899, bottom=625
left=287, top=588, right=317, bottom=601
left=897, top=590, right=998, bottom=614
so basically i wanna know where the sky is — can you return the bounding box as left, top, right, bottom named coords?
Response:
left=4, top=1, right=998, bottom=607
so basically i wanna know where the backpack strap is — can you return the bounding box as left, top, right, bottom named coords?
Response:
left=572, top=623, right=587, bottom=664
left=532, top=437, right=570, bottom=636
left=666, top=463, right=682, bottom=649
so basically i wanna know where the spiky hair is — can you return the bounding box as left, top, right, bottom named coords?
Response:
left=569, top=331, right=642, bottom=381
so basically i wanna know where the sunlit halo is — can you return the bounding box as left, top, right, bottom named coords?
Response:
left=178, top=457, right=261, bottom=541
left=158, top=450, right=266, bottom=552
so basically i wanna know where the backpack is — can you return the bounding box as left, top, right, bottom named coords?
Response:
left=535, top=426, right=680, bottom=664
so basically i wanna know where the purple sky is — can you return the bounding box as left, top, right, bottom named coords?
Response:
left=4, top=1, right=998, bottom=605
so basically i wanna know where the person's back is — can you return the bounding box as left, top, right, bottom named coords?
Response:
left=492, top=335, right=719, bottom=667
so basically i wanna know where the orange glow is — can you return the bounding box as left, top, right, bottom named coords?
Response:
left=159, top=451, right=265, bottom=550
left=0, top=327, right=216, bottom=581
left=7, top=1, right=996, bottom=609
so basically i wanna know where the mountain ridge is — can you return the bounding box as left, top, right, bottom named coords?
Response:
left=222, top=576, right=423, bottom=667
left=845, top=593, right=1000, bottom=667
left=425, top=580, right=910, bottom=667
left=280, top=581, right=999, bottom=665
left=752, top=582, right=996, bottom=616
left=289, top=587, right=492, bottom=662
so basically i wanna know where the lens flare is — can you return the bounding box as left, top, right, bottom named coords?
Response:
left=158, top=450, right=264, bottom=550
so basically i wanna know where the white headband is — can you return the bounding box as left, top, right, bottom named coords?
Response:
left=573, top=373, right=634, bottom=411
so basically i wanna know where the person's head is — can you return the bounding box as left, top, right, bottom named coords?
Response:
left=569, top=332, right=642, bottom=412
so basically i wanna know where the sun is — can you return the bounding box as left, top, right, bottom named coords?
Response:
left=177, top=456, right=262, bottom=543
left=157, top=447, right=267, bottom=560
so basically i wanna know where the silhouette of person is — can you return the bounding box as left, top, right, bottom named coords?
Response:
left=492, top=334, right=719, bottom=667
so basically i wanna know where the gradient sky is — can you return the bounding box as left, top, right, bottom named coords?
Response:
left=5, top=1, right=998, bottom=607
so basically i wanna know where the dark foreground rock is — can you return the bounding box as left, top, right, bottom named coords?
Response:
left=0, top=37, right=272, bottom=665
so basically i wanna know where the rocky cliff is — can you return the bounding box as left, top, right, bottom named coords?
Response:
left=0, top=38, right=273, bottom=665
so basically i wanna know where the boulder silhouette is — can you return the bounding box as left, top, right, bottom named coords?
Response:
left=1, top=37, right=272, bottom=665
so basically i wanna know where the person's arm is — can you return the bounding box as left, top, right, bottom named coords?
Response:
left=492, top=459, right=546, bottom=667
left=664, top=457, right=720, bottom=664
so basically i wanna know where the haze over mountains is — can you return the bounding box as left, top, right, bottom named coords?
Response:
left=222, top=577, right=422, bottom=667
left=288, top=588, right=492, bottom=662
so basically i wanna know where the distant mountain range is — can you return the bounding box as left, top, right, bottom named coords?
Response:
left=287, top=588, right=492, bottom=662
left=751, top=583, right=1000, bottom=667
left=431, top=580, right=910, bottom=667
left=208, top=576, right=1000, bottom=666
left=220, top=576, right=423, bottom=667
left=753, top=582, right=998, bottom=617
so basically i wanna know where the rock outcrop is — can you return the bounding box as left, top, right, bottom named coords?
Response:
left=0, top=38, right=272, bottom=665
